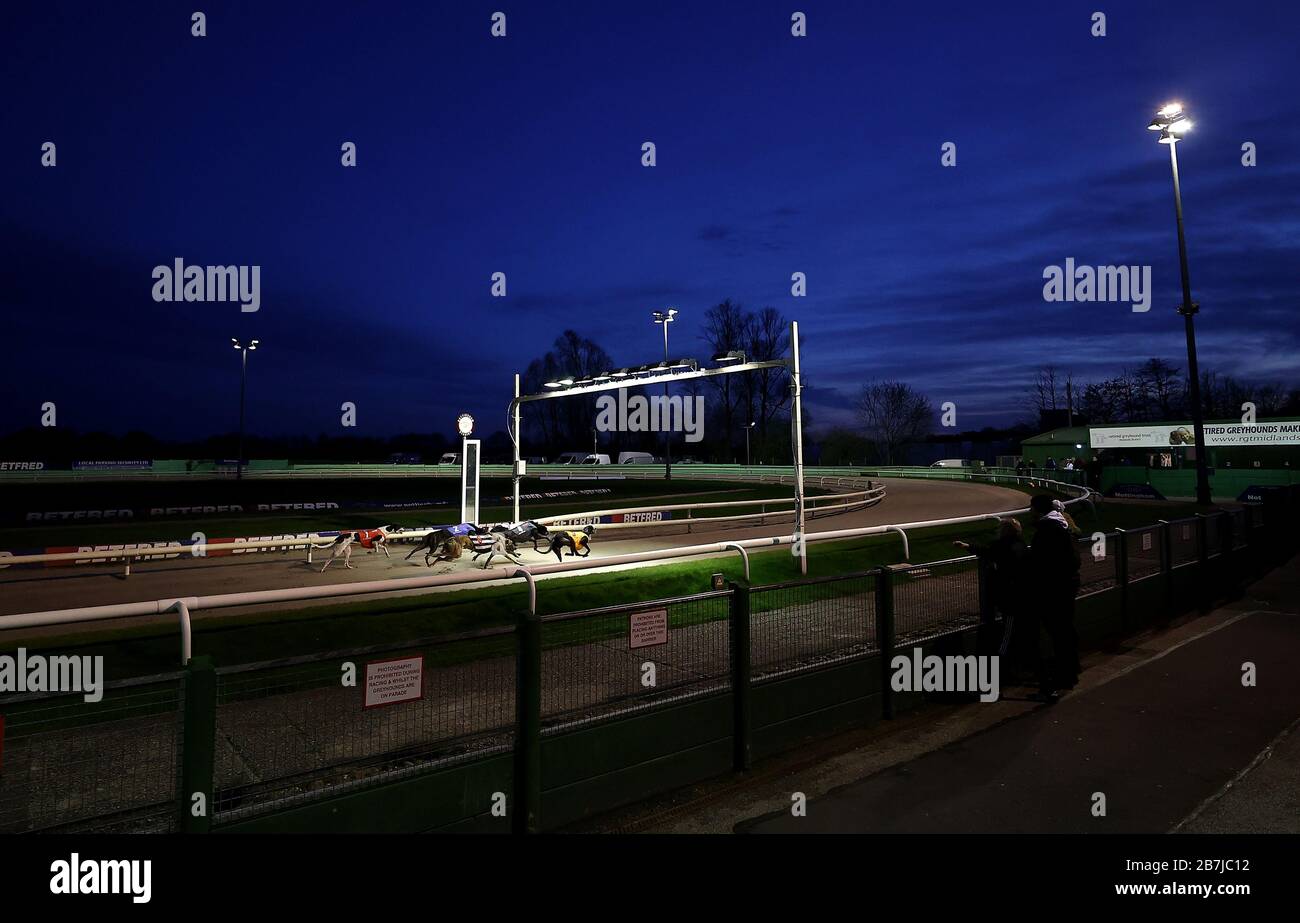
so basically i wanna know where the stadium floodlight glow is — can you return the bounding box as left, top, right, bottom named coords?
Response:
left=1148, top=102, right=1193, bottom=144
left=712, top=350, right=746, bottom=364
left=651, top=308, right=678, bottom=324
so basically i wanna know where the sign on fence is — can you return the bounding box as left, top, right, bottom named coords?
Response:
left=629, top=608, right=669, bottom=649
left=1142, top=532, right=1153, bottom=551
left=364, top=656, right=424, bottom=709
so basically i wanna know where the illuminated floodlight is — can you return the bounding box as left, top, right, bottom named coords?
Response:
left=712, top=350, right=746, bottom=364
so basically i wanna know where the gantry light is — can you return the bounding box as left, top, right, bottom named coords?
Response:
left=712, top=350, right=746, bottom=364
left=1148, top=102, right=1193, bottom=143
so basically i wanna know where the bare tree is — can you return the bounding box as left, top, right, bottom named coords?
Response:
left=700, top=299, right=748, bottom=455
left=857, top=381, right=934, bottom=465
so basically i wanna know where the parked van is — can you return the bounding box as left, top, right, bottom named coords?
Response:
left=930, top=459, right=984, bottom=469
left=438, top=453, right=459, bottom=465
left=617, top=451, right=656, bottom=464
left=581, top=454, right=612, bottom=465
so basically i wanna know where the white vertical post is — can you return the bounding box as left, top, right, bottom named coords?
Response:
left=791, top=320, right=807, bottom=575
left=513, top=373, right=522, bottom=524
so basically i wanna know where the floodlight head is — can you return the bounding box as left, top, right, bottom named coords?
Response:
left=1157, top=102, right=1183, bottom=119
left=231, top=338, right=240, bottom=349
left=712, top=350, right=746, bottom=364
left=1167, top=118, right=1193, bottom=135
left=652, top=308, right=678, bottom=324
left=610, top=368, right=632, bottom=379
left=669, top=357, right=697, bottom=370
left=249, top=339, right=259, bottom=350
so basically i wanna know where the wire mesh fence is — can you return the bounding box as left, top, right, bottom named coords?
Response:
left=1077, top=532, right=1118, bottom=593
left=893, top=558, right=981, bottom=645
left=1204, top=514, right=1221, bottom=558
left=0, top=675, right=183, bottom=834
left=540, top=592, right=732, bottom=732
left=1168, top=518, right=1199, bottom=568
left=1126, top=526, right=1162, bottom=581
left=213, top=629, right=515, bottom=822
left=1231, top=509, right=1249, bottom=550
left=749, top=572, right=876, bottom=681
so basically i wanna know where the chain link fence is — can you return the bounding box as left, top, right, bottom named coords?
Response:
left=1078, top=532, right=1118, bottom=593
left=749, top=572, right=876, bottom=681
left=0, top=674, right=183, bottom=833
left=1126, top=526, right=1163, bottom=581
left=1168, top=518, right=1199, bottom=568
left=212, top=629, right=515, bottom=823
left=540, top=592, right=732, bottom=732
left=892, top=558, right=981, bottom=646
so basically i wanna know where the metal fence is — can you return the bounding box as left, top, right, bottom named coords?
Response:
left=540, top=592, right=732, bottom=731
left=212, top=630, right=516, bottom=823
left=0, top=674, right=183, bottom=833
left=3, top=499, right=1293, bottom=833
left=1078, top=532, right=1118, bottom=593
left=749, top=572, right=877, bottom=680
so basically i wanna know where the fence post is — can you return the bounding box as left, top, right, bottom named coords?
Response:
left=728, top=580, right=752, bottom=772
left=1114, top=530, right=1129, bottom=631
left=875, top=566, right=895, bottom=720
left=513, top=607, right=542, bottom=834
left=1195, top=513, right=1210, bottom=614
left=1157, top=520, right=1173, bottom=621
left=179, top=655, right=217, bottom=833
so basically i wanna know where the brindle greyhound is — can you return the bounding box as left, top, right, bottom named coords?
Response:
left=404, top=524, right=488, bottom=567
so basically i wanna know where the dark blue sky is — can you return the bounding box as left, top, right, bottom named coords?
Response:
left=4, top=0, right=1298, bottom=440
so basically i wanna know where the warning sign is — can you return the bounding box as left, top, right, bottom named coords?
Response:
left=364, top=656, right=424, bottom=709
left=629, top=608, right=669, bottom=649
left=1142, top=532, right=1153, bottom=551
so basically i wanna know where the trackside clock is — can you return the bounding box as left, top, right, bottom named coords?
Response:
left=456, top=413, right=475, bottom=437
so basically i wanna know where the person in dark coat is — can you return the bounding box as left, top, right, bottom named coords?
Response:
left=955, top=518, right=1030, bottom=676
left=1027, top=493, right=1081, bottom=700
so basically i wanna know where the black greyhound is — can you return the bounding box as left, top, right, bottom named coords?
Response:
left=490, top=520, right=552, bottom=553
left=545, top=525, right=595, bottom=562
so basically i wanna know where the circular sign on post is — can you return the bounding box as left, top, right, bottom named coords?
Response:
left=456, top=413, right=475, bottom=437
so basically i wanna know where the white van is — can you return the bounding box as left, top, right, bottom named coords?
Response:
left=930, top=459, right=984, bottom=469
left=617, top=452, right=656, bottom=464
left=581, top=454, right=611, bottom=465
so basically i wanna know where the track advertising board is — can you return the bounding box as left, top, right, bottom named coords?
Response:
left=1090, top=422, right=1300, bottom=449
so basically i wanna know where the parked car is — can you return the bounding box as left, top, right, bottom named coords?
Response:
left=617, top=451, right=656, bottom=464
left=555, top=451, right=588, bottom=465
left=581, top=454, right=612, bottom=465
left=930, top=459, right=985, bottom=469
left=438, top=453, right=459, bottom=465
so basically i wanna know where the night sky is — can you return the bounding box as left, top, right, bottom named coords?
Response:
left=4, top=0, right=1298, bottom=441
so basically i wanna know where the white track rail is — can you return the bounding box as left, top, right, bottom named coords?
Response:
left=1, top=476, right=1092, bottom=664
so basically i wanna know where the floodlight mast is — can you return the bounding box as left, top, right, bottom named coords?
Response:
left=790, top=321, right=807, bottom=575
left=513, top=373, right=522, bottom=522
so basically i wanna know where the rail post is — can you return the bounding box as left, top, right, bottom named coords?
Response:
left=875, top=566, right=896, bottom=720
left=1195, top=513, right=1210, bottom=613
left=728, top=579, right=752, bottom=772
left=513, top=603, right=542, bottom=834
left=179, top=655, right=217, bottom=833
left=1114, top=530, right=1129, bottom=631
left=1157, top=520, right=1173, bottom=622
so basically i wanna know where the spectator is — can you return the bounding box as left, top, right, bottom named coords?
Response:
left=1028, top=494, right=1081, bottom=701
left=1045, top=456, right=1057, bottom=471
left=955, top=519, right=1030, bottom=678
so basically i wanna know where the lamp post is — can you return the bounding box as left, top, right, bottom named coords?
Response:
left=230, top=338, right=259, bottom=481
left=652, top=308, right=677, bottom=480
left=744, top=421, right=756, bottom=467
left=1148, top=102, right=1211, bottom=505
